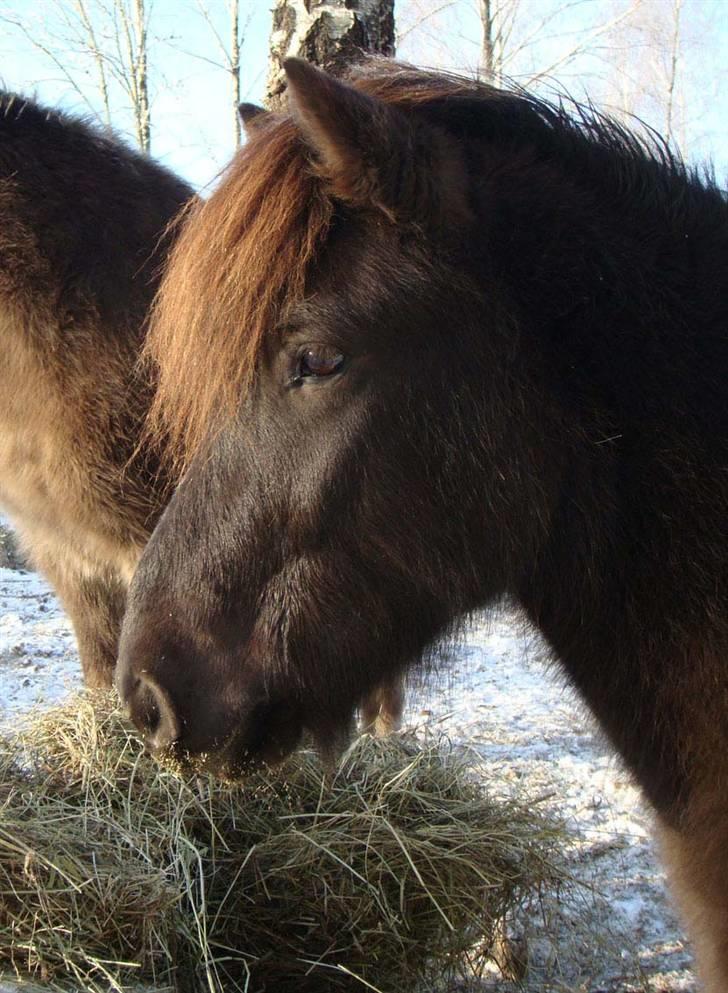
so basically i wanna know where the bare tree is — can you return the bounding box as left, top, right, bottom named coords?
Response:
left=266, top=0, right=395, bottom=110
left=479, top=0, right=495, bottom=79
left=73, top=0, right=113, bottom=126
left=1, top=0, right=153, bottom=151
left=478, top=0, right=517, bottom=83
left=588, top=0, right=698, bottom=156
left=399, top=0, right=640, bottom=89
left=475, top=0, right=641, bottom=87
left=398, top=0, right=710, bottom=160
left=664, top=0, right=684, bottom=146
left=118, top=0, right=151, bottom=150
left=230, top=0, right=242, bottom=146
left=634, top=0, right=687, bottom=150
left=189, top=0, right=252, bottom=148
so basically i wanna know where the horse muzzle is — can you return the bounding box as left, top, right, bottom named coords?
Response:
left=116, top=662, right=303, bottom=775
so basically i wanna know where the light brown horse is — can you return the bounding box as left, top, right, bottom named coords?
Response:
left=119, top=60, right=728, bottom=989
left=0, top=91, right=191, bottom=686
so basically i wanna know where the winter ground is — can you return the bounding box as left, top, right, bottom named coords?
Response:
left=0, top=562, right=697, bottom=993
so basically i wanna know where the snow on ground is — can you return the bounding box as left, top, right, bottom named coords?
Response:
left=0, top=565, right=697, bottom=992
left=0, top=567, right=81, bottom=715
left=408, top=617, right=696, bottom=992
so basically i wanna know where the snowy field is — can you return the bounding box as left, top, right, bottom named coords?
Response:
left=0, top=562, right=698, bottom=992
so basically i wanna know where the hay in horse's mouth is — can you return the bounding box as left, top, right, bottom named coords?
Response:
left=0, top=691, right=568, bottom=992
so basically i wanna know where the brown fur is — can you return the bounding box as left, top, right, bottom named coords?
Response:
left=145, top=64, right=487, bottom=469
left=146, top=118, right=334, bottom=469
left=0, top=92, right=193, bottom=685
left=122, top=60, right=728, bottom=986
left=653, top=642, right=728, bottom=989
left=0, top=90, right=401, bottom=728
left=659, top=813, right=728, bottom=992
left=359, top=675, right=405, bottom=737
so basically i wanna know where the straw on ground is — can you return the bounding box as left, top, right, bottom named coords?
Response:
left=0, top=693, right=566, bottom=992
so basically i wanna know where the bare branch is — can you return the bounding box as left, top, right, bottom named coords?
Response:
left=396, top=1, right=458, bottom=45
left=500, top=0, right=617, bottom=73
left=524, top=0, right=642, bottom=88
left=194, top=0, right=229, bottom=63
left=0, top=12, right=99, bottom=118
left=73, top=0, right=112, bottom=126
left=156, top=39, right=228, bottom=71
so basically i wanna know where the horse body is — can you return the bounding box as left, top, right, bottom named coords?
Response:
left=117, top=61, right=728, bottom=986
left=0, top=92, right=192, bottom=685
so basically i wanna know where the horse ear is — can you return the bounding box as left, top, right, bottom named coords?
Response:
left=238, top=102, right=268, bottom=138
left=283, top=58, right=401, bottom=214
left=284, top=57, right=469, bottom=225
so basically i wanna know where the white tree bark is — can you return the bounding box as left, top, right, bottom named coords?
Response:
left=266, top=0, right=395, bottom=110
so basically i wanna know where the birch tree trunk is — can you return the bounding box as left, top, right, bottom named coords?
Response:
left=480, top=0, right=496, bottom=81
left=266, top=0, right=395, bottom=110
left=115, top=0, right=152, bottom=149
left=230, top=0, right=242, bottom=147
left=132, top=0, right=150, bottom=151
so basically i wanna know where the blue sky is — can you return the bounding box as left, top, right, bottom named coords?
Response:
left=0, top=1, right=274, bottom=188
left=0, top=0, right=725, bottom=189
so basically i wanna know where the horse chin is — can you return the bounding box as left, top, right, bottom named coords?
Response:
left=212, top=711, right=353, bottom=780
left=306, top=709, right=357, bottom=768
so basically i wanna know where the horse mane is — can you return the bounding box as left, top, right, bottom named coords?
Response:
left=146, top=59, right=718, bottom=472
left=144, top=113, right=333, bottom=472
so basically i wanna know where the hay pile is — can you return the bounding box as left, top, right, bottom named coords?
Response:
left=0, top=693, right=565, bottom=992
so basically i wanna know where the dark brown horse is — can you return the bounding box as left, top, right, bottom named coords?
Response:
left=0, top=90, right=403, bottom=733
left=0, top=91, right=192, bottom=687
left=118, top=60, right=728, bottom=988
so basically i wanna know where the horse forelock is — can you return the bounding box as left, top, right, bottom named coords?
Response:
left=144, top=117, right=334, bottom=472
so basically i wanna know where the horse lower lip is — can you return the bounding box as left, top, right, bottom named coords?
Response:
left=258, top=723, right=303, bottom=765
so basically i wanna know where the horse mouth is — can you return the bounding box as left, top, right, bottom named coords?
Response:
left=219, top=702, right=305, bottom=777
left=159, top=698, right=306, bottom=781
left=128, top=687, right=354, bottom=782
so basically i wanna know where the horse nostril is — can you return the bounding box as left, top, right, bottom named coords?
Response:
left=127, top=674, right=181, bottom=754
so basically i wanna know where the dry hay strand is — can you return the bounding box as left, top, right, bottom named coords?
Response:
left=0, top=692, right=566, bottom=992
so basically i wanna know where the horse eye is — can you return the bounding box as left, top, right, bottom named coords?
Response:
left=298, top=347, right=345, bottom=379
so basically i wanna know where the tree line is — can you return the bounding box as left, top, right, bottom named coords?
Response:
left=0, top=0, right=722, bottom=168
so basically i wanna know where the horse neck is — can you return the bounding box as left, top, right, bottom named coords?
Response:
left=477, top=139, right=728, bottom=358
left=0, top=94, right=187, bottom=531
left=486, top=140, right=728, bottom=610
left=468, top=140, right=728, bottom=811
